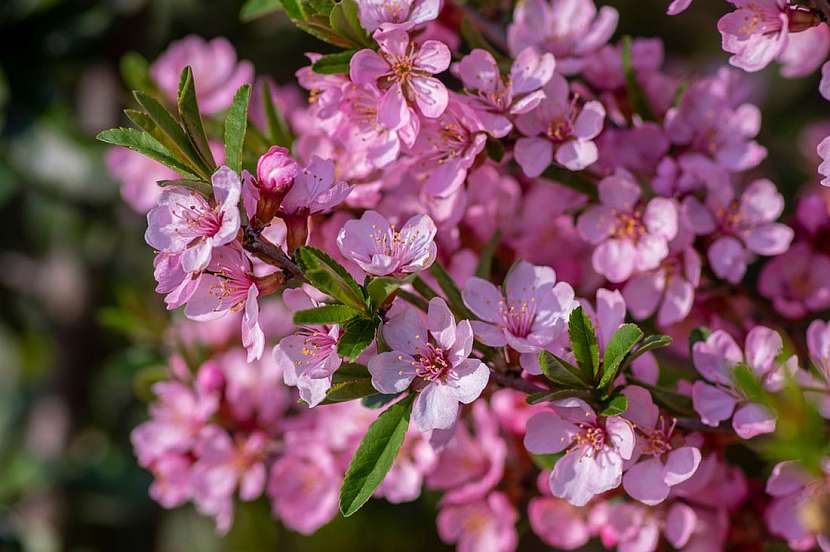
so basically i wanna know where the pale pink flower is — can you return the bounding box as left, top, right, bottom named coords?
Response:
left=376, top=427, right=437, bottom=503
left=577, top=170, right=678, bottom=284
left=717, top=0, right=789, bottom=73
left=280, top=155, right=351, bottom=215
left=507, top=0, right=618, bottom=75
left=453, top=47, right=556, bottom=138
left=765, top=461, right=830, bottom=551
left=350, top=28, right=451, bottom=120
left=778, top=25, right=830, bottom=78
left=524, top=398, right=635, bottom=506
left=256, top=146, right=298, bottom=193
left=151, top=35, right=253, bottom=114
left=356, top=0, right=441, bottom=33
left=515, top=73, right=606, bottom=176
left=819, top=135, right=830, bottom=186
left=621, top=386, right=701, bottom=505
left=153, top=252, right=201, bottom=310
left=683, top=179, right=793, bottom=284
left=759, top=243, right=830, bottom=319
left=528, top=471, right=592, bottom=550
left=691, top=326, right=790, bottom=438
left=218, top=348, right=290, bottom=429
left=273, top=287, right=342, bottom=407
left=145, top=166, right=241, bottom=273
left=148, top=453, right=192, bottom=509
left=337, top=210, right=437, bottom=276
left=437, top=492, right=519, bottom=552
left=106, top=147, right=175, bottom=213
left=267, top=444, right=341, bottom=535
left=184, top=245, right=266, bottom=362
left=368, top=298, right=489, bottom=431
left=462, top=260, right=574, bottom=374
left=296, top=53, right=350, bottom=120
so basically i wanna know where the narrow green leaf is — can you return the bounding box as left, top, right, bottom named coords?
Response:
left=261, top=80, right=293, bottom=147
left=339, top=393, right=415, bottom=516
left=296, top=246, right=368, bottom=311
left=307, top=0, right=335, bottom=15
left=428, top=262, right=474, bottom=320
left=177, top=66, right=217, bottom=171
left=293, top=304, right=360, bottom=325
left=96, top=128, right=198, bottom=177
left=362, top=393, right=400, bottom=409
left=475, top=230, right=501, bottom=280
left=529, top=452, right=562, bottom=470
left=632, top=381, right=695, bottom=417
left=329, top=0, right=372, bottom=48
left=224, top=84, right=251, bottom=174
left=733, top=363, right=764, bottom=403
left=337, top=316, right=379, bottom=360
left=280, top=0, right=307, bottom=19
left=120, top=52, right=153, bottom=93
left=599, top=323, right=643, bottom=391
left=366, top=274, right=414, bottom=311
left=538, top=351, right=592, bottom=388
left=527, top=388, right=593, bottom=405
left=157, top=179, right=212, bottom=196
left=600, top=394, right=628, bottom=417
left=240, top=0, right=283, bottom=21
left=541, top=165, right=598, bottom=201
left=689, top=326, right=712, bottom=357
left=568, top=306, right=600, bottom=380
left=620, top=334, right=672, bottom=373
left=312, top=49, right=358, bottom=74
left=322, top=364, right=376, bottom=403
left=295, top=18, right=354, bottom=48
left=622, top=35, right=656, bottom=121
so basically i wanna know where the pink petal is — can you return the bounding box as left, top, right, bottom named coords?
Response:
left=524, top=411, right=578, bottom=454
left=462, top=277, right=503, bottom=323
left=515, top=136, right=553, bottom=177
left=350, top=49, right=389, bottom=84
left=663, top=446, right=701, bottom=486
left=692, top=381, right=736, bottom=427
left=732, top=402, right=776, bottom=439
left=413, top=382, right=460, bottom=431
left=665, top=503, right=697, bottom=548
left=448, top=358, right=489, bottom=403
left=623, top=457, right=671, bottom=505
left=427, top=297, right=456, bottom=350
left=411, top=76, right=448, bottom=118
left=708, top=236, right=747, bottom=284
left=555, top=139, right=598, bottom=171
left=382, top=307, right=428, bottom=355
left=368, top=351, right=417, bottom=393
left=414, top=40, right=451, bottom=74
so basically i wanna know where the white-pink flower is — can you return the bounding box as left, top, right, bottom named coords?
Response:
left=280, top=156, right=351, bottom=215
left=818, top=135, right=830, bottom=186
left=524, top=398, right=635, bottom=506
left=368, top=298, right=490, bottom=431
left=356, top=0, right=440, bottom=33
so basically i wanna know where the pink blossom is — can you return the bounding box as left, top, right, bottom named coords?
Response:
left=717, top=0, right=789, bottom=72
left=778, top=25, right=830, bottom=78
left=408, top=94, right=487, bottom=198
left=507, top=0, right=618, bottom=75
left=515, top=73, right=606, bottom=176
left=759, top=243, right=830, bottom=319
left=691, top=326, right=790, bottom=438
left=463, top=164, right=522, bottom=243
left=436, top=492, right=518, bottom=552
left=148, top=453, right=193, bottom=509
left=356, top=0, right=440, bottom=33
left=256, top=146, right=298, bottom=193
left=528, top=471, right=592, bottom=549
left=151, top=35, right=253, bottom=114
left=337, top=210, right=437, bottom=276
left=267, top=444, right=341, bottom=535
left=765, top=461, right=830, bottom=551
left=667, top=0, right=693, bottom=15
left=819, top=135, right=830, bottom=186
left=577, top=170, right=678, bottom=284
left=296, top=54, right=350, bottom=120
left=524, top=398, right=635, bottom=506
left=684, top=179, right=793, bottom=284
left=822, top=61, right=830, bottom=101
left=376, top=427, right=437, bottom=503
left=191, top=426, right=268, bottom=533
left=184, top=244, right=266, bottom=362
left=453, top=47, right=556, bottom=138
left=153, top=252, right=201, bottom=309
left=350, top=28, right=451, bottom=120
left=621, top=386, right=701, bottom=505
left=274, top=287, right=342, bottom=407
left=145, top=166, right=241, bottom=273
left=280, top=155, right=351, bottom=215
left=368, top=298, right=489, bottom=431
left=462, top=260, right=574, bottom=374
left=218, top=348, right=290, bottom=429
left=106, top=147, right=175, bottom=213
left=426, top=401, right=505, bottom=503
left=592, top=501, right=661, bottom=552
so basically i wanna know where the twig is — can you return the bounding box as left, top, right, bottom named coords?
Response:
left=489, top=370, right=547, bottom=395
left=242, top=226, right=304, bottom=280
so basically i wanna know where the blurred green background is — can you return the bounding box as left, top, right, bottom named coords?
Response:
left=0, top=0, right=824, bottom=550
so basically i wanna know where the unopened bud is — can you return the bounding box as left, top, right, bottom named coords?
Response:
left=256, top=146, right=298, bottom=194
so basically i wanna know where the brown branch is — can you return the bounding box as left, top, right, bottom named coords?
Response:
left=489, top=370, right=548, bottom=395
left=241, top=226, right=304, bottom=280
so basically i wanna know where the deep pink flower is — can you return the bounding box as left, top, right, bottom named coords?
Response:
left=577, top=170, right=678, bottom=283
left=280, top=156, right=351, bottom=215
left=759, top=243, right=830, bottom=319
left=819, top=135, right=830, bottom=186
left=453, top=47, right=556, bottom=138
left=717, top=0, right=789, bottom=73
left=218, top=348, right=290, bottom=429
left=337, top=210, right=437, bottom=276
left=524, top=398, right=635, bottom=506
left=274, top=286, right=342, bottom=407
left=257, top=146, right=298, bottom=193
left=765, top=461, right=830, bottom=551
left=151, top=35, right=253, bottom=114
left=368, top=298, right=489, bottom=431
left=683, top=179, right=793, bottom=284
left=507, top=0, right=618, bottom=75
left=462, top=260, right=575, bottom=374
left=436, top=492, right=519, bottom=552
left=515, top=73, right=606, bottom=176
left=356, top=0, right=440, bottom=33
left=691, top=326, right=791, bottom=438
left=621, top=386, right=701, bottom=505
left=350, top=28, right=451, bottom=120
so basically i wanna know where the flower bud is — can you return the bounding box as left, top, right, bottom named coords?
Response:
left=256, top=146, right=297, bottom=193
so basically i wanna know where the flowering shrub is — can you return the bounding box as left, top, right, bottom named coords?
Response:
left=101, top=0, right=830, bottom=549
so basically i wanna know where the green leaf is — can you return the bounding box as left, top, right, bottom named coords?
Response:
left=295, top=246, right=367, bottom=311
left=530, top=452, right=562, bottom=470
left=689, top=326, right=712, bottom=357
left=322, top=363, right=376, bottom=403
left=428, top=262, right=474, bottom=320
left=634, top=381, right=695, bottom=417
left=339, top=393, right=414, bottom=516
left=156, top=179, right=212, bottom=196
left=307, top=0, right=335, bottom=15
left=599, top=323, right=643, bottom=391
left=538, top=351, right=592, bottom=388
left=132, top=365, right=169, bottom=402
left=295, top=19, right=355, bottom=47
left=568, top=306, right=600, bottom=380
left=312, top=49, right=358, bottom=74
left=484, top=137, right=505, bottom=162
left=329, top=0, right=372, bottom=48
left=119, top=52, right=153, bottom=93
left=224, top=84, right=251, bottom=174
left=96, top=128, right=198, bottom=177
left=261, top=80, right=293, bottom=147
left=623, top=334, right=672, bottom=370
left=280, top=0, right=307, bottom=19
left=475, top=230, right=501, bottom=280
left=337, top=316, right=379, bottom=360
left=622, top=35, right=656, bottom=121
left=362, top=393, right=400, bottom=409
left=293, top=304, right=360, bottom=325
left=527, top=388, right=593, bottom=405
left=366, top=274, right=414, bottom=311
left=541, top=165, right=598, bottom=201
left=240, top=0, right=283, bottom=21
left=733, top=363, right=764, bottom=403
left=600, top=394, right=628, bottom=417
left=177, top=66, right=217, bottom=172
